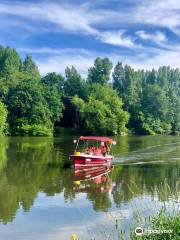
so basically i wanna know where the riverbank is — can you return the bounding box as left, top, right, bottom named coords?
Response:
left=55, top=127, right=179, bottom=137
left=126, top=207, right=180, bottom=240
left=91, top=208, right=180, bottom=240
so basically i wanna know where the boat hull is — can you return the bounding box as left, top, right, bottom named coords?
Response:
left=70, top=154, right=113, bottom=167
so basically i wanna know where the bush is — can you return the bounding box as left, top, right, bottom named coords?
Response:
left=130, top=208, right=180, bottom=240
left=138, top=112, right=172, bottom=135
left=14, top=124, right=53, bottom=136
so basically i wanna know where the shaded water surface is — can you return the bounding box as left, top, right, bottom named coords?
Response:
left=0, top=136, right=179, bottom=239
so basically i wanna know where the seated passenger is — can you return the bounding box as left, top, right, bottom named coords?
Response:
left=85, top=147, right=90, bottom=154
left=87, top=145, right=96, bottom=155
left=100, top=142, right=107, bottom=156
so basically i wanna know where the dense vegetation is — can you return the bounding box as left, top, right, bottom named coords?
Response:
left=0, top=46, right=180, bottom=136
left=131, top=209, right=180, bottom=240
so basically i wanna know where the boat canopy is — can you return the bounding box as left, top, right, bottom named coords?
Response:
left=79, top=136, right=113, bottom=143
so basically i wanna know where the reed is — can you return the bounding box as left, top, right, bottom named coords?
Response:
left=129, top=207, right=180, bottom=240
left=90, top=180, right=180, bottom=240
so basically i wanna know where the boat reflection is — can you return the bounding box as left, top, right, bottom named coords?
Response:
left=73, top=163, right=113, bottom=193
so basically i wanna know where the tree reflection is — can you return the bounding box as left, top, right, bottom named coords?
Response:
left=0, top=137, right=66, bottom=223
left=0, top=136, right=179, bottom=223
left=0, top=137, right=8, bottom=173
left=111, top=164, right=180, bottom=207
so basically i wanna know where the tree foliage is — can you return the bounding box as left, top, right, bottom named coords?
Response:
left=72, top=84, right=129, bottom=135
left=0, top=46, right=180, bottom=136
left=88, top=57, right=113, bottom=84
left=112, top=63, right=180, bottom=135
left=22, top=55, right=40, bottom=80
left=61, top=66, right=88, bottom=128
left=41, top=72, right=64, bottom=92
left=0, top=47, right=65, bottom=136
left=7, top=78, right=52, bottom=135
left=64, top=66, right=87, bottom=99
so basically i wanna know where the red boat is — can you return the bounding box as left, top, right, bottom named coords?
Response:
left=70, top=136, right=116, bottom=167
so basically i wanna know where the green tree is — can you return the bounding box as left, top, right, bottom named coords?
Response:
left=145, top=68, right=157, bottom=85
left=42, top=85, right=64, bottom=123
left=142, top=84, right=168, bottom=120
left=22, top=55, right=40, bottom=80
left=113, top=62, right=125, bottom=94
left=88, top=57, right=112, bottom=84
left=7, top=78, right=52, bottom=136
left=1, top=44, right=180, bottom=136
left=138, top=84, right=171, bottom=134
left=61, top=66, right=88, bottom=128
left=72, top=84, right=129, bottom=135
left=0, top=46, right=21, bottom=80
left=113, top=64, right=142, bottom=133
left=137, top=112, right=171, bottom=135
left=157, top=66, right=169, bottom=87
left=113, top=64, right=141, bottom=111
left=0, top=46, right=22, bottom=98
left=41, top=72, right=64, bottom=93
left=41, top=72, right=65, bottom=126
left=166, top=68, right=180, bottom=134
left=64, top=66, right=87, bottom=99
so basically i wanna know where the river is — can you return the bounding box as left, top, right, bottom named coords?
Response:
left=0, top=135, right=179, bottom=240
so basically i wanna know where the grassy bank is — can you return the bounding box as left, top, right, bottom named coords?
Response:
left=118, top=181, right=180, bottom=240
left=128, top=208, right=180, bottom=240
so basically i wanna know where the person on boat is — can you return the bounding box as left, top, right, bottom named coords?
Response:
left=85, top=145, right=96, bottom=155
left=85, top=146, right=90, bottom=154
left=90, top=145, right=97, bottom=154
left=100, top=142, right=110, bottom=156
left=100, top=142, right=108, bottom=156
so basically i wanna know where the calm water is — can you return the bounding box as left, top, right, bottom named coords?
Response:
left=0, top=136, right=180, bottom=240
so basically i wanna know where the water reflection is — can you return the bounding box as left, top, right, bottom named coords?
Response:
left=74, top=164, right=113, bottom=212
left=0, top=136, right=179, bottom=226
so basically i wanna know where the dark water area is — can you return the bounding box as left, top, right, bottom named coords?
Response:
left=0, top=136, right=179, bottom=240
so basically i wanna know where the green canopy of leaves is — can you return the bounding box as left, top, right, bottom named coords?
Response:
left=0, top=45, right=180, bottom=136
left=88, top=57, right=113, bottom=84
left=72, top=84, right=129, bottom=135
